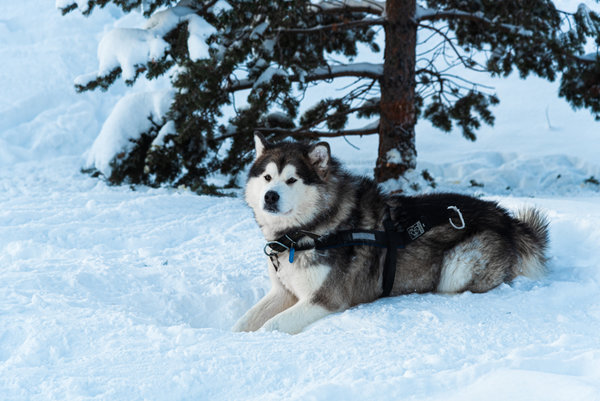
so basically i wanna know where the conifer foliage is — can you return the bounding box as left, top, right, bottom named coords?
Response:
left=61, top=0, right=600, bottom=192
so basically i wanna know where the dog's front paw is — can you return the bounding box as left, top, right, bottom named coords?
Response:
left=232, top=313, right=255, bottom=332
left=231, top=319, right=247, bottom=332
left=260, top=317, right=282, bottom=333
left=261, top=315, right=302, bottom=335
left=260, top=301, right=331, bottom=334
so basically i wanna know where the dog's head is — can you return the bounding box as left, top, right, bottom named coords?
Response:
left=245, top=133, right=332, bottom=232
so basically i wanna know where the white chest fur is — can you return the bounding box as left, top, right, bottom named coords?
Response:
left=271, top=250, right=331, bottom=300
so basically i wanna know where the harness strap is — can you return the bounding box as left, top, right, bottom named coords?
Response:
left=381, top=210, right=401, bottom=297
left=263, top=205, right=467, bottom=296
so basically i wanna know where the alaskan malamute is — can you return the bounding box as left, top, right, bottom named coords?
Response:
left=233, top=134, right=549, bottom=334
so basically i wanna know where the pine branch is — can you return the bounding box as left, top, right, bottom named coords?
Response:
left=299, top=103, right=378, bottom=130
left=572, top=52, right=600, bottom=64
left=228, top=63, right=383, bottom=91
left=254, top=124, right=379, bottom=139
left=418, top=24, right=490, bottom=73
left=418, top=8, right=600, bottom=66
left=422, top=71, right=495, bottom=96
left=416, top=6, right=534, bottom=36
left=276, top=17, right=384, bottom=34
left=310, top=0, right=385, bottom=16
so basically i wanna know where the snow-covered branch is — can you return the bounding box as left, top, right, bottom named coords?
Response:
left=228, top=63, right=383, bottom=91
left=300, top=103, right=379, bottom=131
left=310, top=0, right=385, bottom=16
left=578, top=53, right=599, bottom=62
left=570, top=52, right=600, bottom=65
left=86, top=90, right=175, bottom=175
left=76, top=5, right=215, bottom=88
left=417, top=6, right=600, bottom=66
left=255, top=121, right=379, bottom=139
left=277, top=17, right=384, bottom=34
left=416, top=6, right=534, bottom=37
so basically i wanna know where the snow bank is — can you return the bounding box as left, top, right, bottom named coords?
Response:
left=85, top=89, right=174, bottom=174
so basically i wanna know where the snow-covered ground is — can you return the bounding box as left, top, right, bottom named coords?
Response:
left=1, top=1, right=600, bottom=400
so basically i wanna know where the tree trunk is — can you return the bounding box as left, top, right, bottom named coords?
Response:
left=375, top=0, right=417, bottom=183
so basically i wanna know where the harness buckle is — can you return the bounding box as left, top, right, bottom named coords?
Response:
left=263, top=241, right=289, bottom=257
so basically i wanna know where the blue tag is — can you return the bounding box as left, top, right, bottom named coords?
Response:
left=289, top=247, right=295, bottom=263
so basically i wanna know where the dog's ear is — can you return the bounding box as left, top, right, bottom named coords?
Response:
left=308, top=142, right=331, bottom=178
left=253, top=132, right=269, bottom=159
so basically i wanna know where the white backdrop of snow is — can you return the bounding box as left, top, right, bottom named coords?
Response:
left=1, top=1, right=600, bottom=400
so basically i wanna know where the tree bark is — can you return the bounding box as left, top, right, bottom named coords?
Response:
left=375, top=0, right=417, bottom=183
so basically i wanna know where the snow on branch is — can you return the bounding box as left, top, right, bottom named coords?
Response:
left=230, top=63, right=382, bottom=91
left=86, top=90, right=174, bottom=175
left=310, top=0, right=385, bottom=16
left=311, top=62, right=383, bottom=79
left=76, top=5, right=215, bottom=87
left=276, top=17, right=384, bottom=34
left=580, top=53, right=599, bottom=62
left=576, top=3, right=600, bottom=36
left=253, top=67, right=289, bottom=88
left=56, top=0, right=91, bottom=14
left=255, top=120, right=379, bottom=139
left=416, top=6, right=534, bottom=37
left=96, top=28, right=169, bottom=82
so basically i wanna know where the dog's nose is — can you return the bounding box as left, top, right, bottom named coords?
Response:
left=264, top=190, right=280, bottom=205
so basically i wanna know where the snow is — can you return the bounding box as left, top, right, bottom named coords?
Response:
left=146, top=6, right=214, bottom=61
left=85, top=89, right=174, bottom=175
left=254, top=66, right=289, bottom=88
left=386, top=148, right=402, bottom=163
left=312, top=0, right=385, bottom=15
left=55, top=0, right=90, bottom=14
left=1, top=1, right=600, bottom=400
left=152, top=120, right=176, bottom=148
left=314, top=62, right=383, bottom=78
left=78, top=5, right=214, bottom=87
left=98, top=27, right=169, bottom=81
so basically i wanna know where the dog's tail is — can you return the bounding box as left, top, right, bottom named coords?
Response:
left=514, top=208, right=550, bottom=279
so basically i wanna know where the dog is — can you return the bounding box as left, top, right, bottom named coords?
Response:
left=233, top=133, right=549, bottom=334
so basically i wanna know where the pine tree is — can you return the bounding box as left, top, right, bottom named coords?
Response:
left=61, top=0, right=600, bottom=192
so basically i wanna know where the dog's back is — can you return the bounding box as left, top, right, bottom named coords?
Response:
left=385, top=193, right=549, bottom=295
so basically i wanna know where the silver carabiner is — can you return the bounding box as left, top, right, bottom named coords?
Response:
left=263, top=241, right=289, bottom=256
left=447, top=206, right=466, bottom=230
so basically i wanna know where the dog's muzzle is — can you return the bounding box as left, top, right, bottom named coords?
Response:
left=263, top=190, right=280, bottom=213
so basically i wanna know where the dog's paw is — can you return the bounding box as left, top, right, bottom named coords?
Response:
left=232, top=316, right=252, bottom=332
left=231, top=322, right=245, bottom=332
left=260, top=318, right=282, bottom=333
left=260, top=316, right=302, bottom=335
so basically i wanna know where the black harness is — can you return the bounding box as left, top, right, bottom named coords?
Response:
left=264, top=205, right=466, bottom=297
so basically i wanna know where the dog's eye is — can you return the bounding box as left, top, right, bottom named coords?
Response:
left=264, top=174, right=271, bottom=182
left=286, top=177, right=297, bottom=185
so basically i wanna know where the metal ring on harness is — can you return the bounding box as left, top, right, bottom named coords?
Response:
left=263, top=241, right=289, bottom=256
left=447, top=206, right=466, bottom=230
